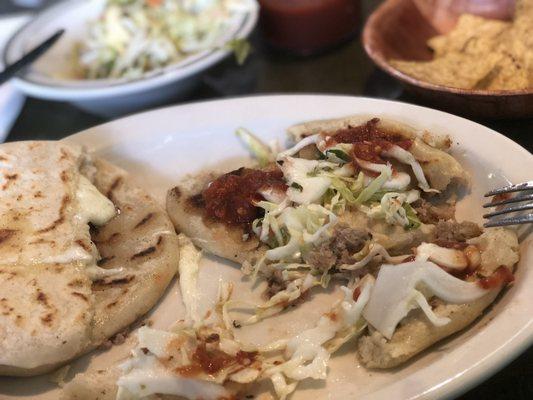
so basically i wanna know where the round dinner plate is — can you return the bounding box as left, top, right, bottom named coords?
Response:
left=1, top=95, right=531, bottom=400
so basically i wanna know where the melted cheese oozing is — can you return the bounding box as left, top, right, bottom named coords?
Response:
left=40, top=246, right=94, bottom=265
left=75, top=175, right=116, bottom=226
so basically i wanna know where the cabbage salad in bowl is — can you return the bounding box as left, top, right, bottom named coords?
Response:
left=75, top=0, right=257, bottom=79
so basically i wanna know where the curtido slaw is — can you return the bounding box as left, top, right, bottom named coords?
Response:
left=117, top=235, right=495, bottom=399
left=236, top=127, right=427, bottom=307
left=77, top=0, right=257, bottom=79
left=114, top=127, right=511, bottom=400
left=117, top=235, right=375, bottom=400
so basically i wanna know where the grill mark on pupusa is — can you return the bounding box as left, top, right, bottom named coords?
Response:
left=41, top=313, right=54, bottom=326
left=71, top=292, right=89, bottom=302
left=68, top=278, right=85, bottom=288
left=134, top=213, right=154, bottom=229
left=36, top=290, right=49, bottom=308
left=98, top=255, right=115, bottom=266
left=37, top=195, right=70, bottom=233
left=93, top=232, right=121, bottom=245
left=93, top=275, right=135, bottom=287
left=2, top=173, right=18, bottom=190
left=75, top=239, right=92, bottom=252
left=106, top=300, right=118, bottom=309
left=129, top=235, right=164, bottom=260
left=0, top=229, right=15, bottom=244
left=59, top=148, right=69, bottom=161
left=106, top=176, right=123, bottom=201
left=131, top=246, right=156, bottom=260
left=170, top=186, right=181, bottom=198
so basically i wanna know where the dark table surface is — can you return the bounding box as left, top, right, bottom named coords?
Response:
left=1, top=1, right=532, bottom=399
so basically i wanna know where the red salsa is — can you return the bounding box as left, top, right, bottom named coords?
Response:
left=202, top=167, right=286, bottom=225
left=259, top=0, right=361, bottom=55
left=327, top=118, right=413, bottom=164
left=478, top=266, right=514, bottom=289
left=175, top=343, right=258, bottom=377
left=433, top=240, right=469, bottom=250
left=192, top=344, right=234, bottom=375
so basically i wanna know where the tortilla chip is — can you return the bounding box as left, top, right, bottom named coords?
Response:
left=390, top=3, right=533, bottom=91
left=392, top=52, right=500, bottom=89
left=428, top=14, right=510, bottom=58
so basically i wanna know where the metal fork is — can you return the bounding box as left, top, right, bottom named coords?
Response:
left=483, top=181, right=533, bottom=227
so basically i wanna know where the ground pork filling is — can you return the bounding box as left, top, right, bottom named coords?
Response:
left=434, top=220, right=483, bottom=243
left=266, top=270, right=287, bottom=299
left=303, top=224, right=372, bottom=271
left=264, top=225, right=372, bottom=298
left=412, top=198, right=455, bottom=225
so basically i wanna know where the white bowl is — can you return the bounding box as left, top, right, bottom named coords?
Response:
left=2, top=0, right=258, bottom=117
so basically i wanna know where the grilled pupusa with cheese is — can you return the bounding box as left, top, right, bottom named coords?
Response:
left=358, top=227, right=518, bottom=369
left=0, top=142, right=179, bottom=376
left=167, top=117, right=469, bottom=273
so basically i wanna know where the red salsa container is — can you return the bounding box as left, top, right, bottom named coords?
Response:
left=258, top=0, right=361, bottom=55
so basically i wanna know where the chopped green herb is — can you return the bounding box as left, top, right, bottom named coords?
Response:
left=403, top=203, right=421, bottom=230
left=326, top=149, right=351, bottom=163
left=291, top=182, right=303, bottom=191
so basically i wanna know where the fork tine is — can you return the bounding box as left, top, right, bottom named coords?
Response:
left=483, top=203, right=533, bottom=218
left=483, top=193, right=533, bottom=208
left=484, top=181, right=533, bottom=197
left=484, top=213, right=533, bottom=228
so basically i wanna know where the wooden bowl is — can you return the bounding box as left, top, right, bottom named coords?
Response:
left=362, top=0, right=533, bottom=119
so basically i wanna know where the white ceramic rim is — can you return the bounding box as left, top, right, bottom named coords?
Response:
left=61, top=95, right=533, bottom=400
left=2, top=0, right=258, bottom=101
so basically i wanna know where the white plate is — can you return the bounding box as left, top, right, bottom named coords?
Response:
left=2, top=0, right=257, bottom=117
left=1, top=95, right=532, bottom=400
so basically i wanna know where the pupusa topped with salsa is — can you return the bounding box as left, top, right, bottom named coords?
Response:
left=65, top=116, right=519, bottom=400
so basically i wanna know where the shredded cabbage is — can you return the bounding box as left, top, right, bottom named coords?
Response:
left=236, top=127, right=275, bottom=167
left=263, top=278, right=374, bottom=399
left=230, top=273, right=322, bottom=326
left=329, top=176, right=360, bottom=204
left=77, top=0, right=257, bottom=79
left=365, top=171, right=411, bottom=191
left=280, top=157, right=332, bottom=205
left=382, top=145, right=437, bottom=193
left=363, top=260, right=489, bottom=339
left=277, top=134, right=322, bottom=159
left=177, top=234, right=202, bottom=327
left=253, top=202, right=338, bottom=264
left=359, top=190, right=421, bottom=229
left=415, top=242, right=468, bottom=269
left=355, top=164, right=393, bottom=204
left=339, top=243, right=407, bottom=270
left=118, top=268, right=375, bottom=400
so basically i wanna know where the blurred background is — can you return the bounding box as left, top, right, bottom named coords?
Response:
left=1, top=0, right=531, bottom=150
left=0, top=1, right=530, bottom=397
